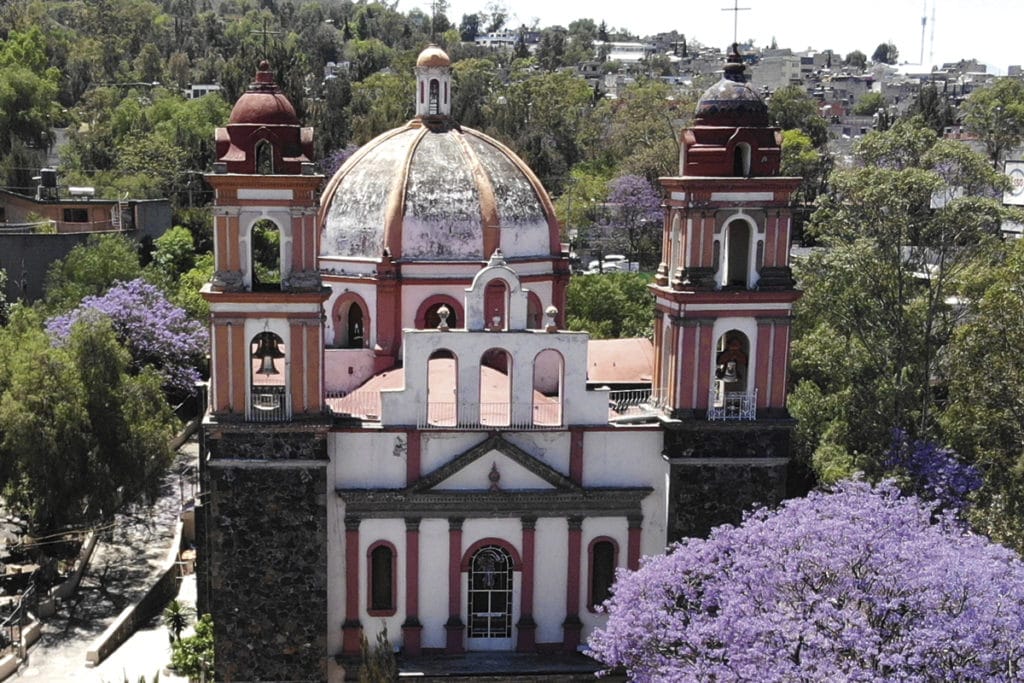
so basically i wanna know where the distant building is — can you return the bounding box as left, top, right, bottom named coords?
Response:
left=0, top=169, right=171, bottom=302
left=188, top=84, right=222, bottom=99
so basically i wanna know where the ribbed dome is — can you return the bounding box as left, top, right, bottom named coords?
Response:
left=694, top=48, right=768, bottom=127
left=319, top=120, right=560, bottom=262
left=416, top=44, right=451, bottom=68
left=695, top=78, right=768, bottom=126
left=229, top=61, right=299, bottom=126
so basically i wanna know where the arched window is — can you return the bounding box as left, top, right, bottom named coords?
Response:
left=429, top=79, right=440, bottom=115
left=480, top=348, right=512, bottom=427
left=367, top=542, right=396, bottom=615
left=255, top=140, right=274, bottom=175
left=589, top=538, right=619, bottom=610
left=533, top=349, right=563, bottom=427
left=467, top=545, right=513, bottom=639
left=251, top=219, right=281, bottom=287
left=526, top=292, right=543, bottom=329
left=724, top=221, right=751, bottom=288
left=332, top=295, right=370, bottom=349
left=733, top=142, right=752, bottom=177
left=427, top=350, right=457, bottom=426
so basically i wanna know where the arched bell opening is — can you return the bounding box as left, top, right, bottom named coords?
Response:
left=718, top=219, right=752, bottom=289
left=249, top=330, right=288, bottom=421
left=710, top=330, right=755, bottom=420
left=250, top=218, right=282, bottom=289
left=484, top=279, right=509, bottom=331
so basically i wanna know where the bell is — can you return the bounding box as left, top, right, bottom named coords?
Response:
left=721, top=360, right=740, bottom=382
left=252, top=332, right=284, bottom=376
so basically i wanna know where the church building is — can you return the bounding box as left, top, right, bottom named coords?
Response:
left=197, top=45, right=800, bottom=682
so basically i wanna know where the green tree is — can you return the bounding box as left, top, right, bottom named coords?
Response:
left=790, top=119, right=1012, bottom=482
left=852, top=91, right=885, bottom=116
left=451, top=57, right=499, bottom=129
left=943, top=239, right=1024, bottom=552
left=350, top=71, right=414, bottom=144
left=871, top=42, right=899, bottom=65
left=593, top=79, right=687, bottom=183
left=484, top=68, right=595, bottom=193
left=171, top=613, right=214, bottom=680
left=566, top=272, right=652, bottom=339
left=44, top=234, right=143, bottom=313
left=0, top=314, right=92, bottom=529
left=906, top=84, right=956, bottom=135
left=768, top=85, right=828, bottom=147
left=962, top=78, right=1024, bottom=168
left=843, top=50, right=867, bottom=70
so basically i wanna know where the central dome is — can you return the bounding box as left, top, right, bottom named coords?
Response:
left=319, top=121, right=560, bottom=262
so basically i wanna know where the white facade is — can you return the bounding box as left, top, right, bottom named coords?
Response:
left=327, top=258, right=667, bottom=655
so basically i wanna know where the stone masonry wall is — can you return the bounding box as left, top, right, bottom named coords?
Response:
left=203, top=427, right=329, bottom=683
left=664, top=420, right=793, bottom=540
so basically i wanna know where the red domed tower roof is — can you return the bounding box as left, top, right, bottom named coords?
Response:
left=680, top=45, right=781, bottom=178
left=215, top=61, right=313, bottom=174
left=229, top=61, right=300, bottom=125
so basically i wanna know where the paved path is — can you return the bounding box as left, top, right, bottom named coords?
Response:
left=14, top=442, right=198, bottom=682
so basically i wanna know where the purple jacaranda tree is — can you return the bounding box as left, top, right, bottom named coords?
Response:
left=886, top=429, right=983, bottom=512
left=589, top=480, right=1024, bottom=682
left=46, top=278, right=207, bottom=395
left=320, top=144, right=360, bottom=179
left=606, top=174, right=662, bottom=268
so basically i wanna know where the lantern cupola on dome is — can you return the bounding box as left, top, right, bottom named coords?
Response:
left=414, top=44, right=452, bottom=119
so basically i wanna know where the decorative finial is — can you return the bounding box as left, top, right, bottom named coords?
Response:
left=544, top=305, right=559, bottom=333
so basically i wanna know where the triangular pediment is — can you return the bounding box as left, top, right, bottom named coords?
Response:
left=410, top=435, right=580, bottom=494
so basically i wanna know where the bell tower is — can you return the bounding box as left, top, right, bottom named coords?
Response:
left=654, top=47, right=802, bottom=539
left=202, top=60, right=329, bottom=421
left=198, top=61, right=331, bottom=683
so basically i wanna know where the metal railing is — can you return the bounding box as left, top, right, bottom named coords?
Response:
left=326, top=389, right=382, bottom=420
left=707, top=388, right=758, bottom=421
left=419, top=401, right=562, bottom=430
left=608, top=388, right=668, bottom=421
left=248, top=385, right=291, bottom=422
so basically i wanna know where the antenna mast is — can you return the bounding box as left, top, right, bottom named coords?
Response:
left=919, top=0, right=927, bottom=65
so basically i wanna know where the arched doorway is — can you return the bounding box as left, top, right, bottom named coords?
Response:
left=467, top=545, right=514, bottom=648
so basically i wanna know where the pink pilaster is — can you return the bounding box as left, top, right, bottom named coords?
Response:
left=445, top=518, right=465, bottom=653
left=562, top=516, right=583, bottom=652
left=516, top=517, right=537, bottom=652
left=341, top=516, right=362, bottom=655
left=627, top=515, right=643, bottom=570
left=402, top=518, right=423, bottom=655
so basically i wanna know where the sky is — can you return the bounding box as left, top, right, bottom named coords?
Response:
left=436, top=0, right=1024, bottom=75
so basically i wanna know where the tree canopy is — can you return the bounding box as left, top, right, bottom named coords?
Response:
left=590, top=480, right=1024, bottom=682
